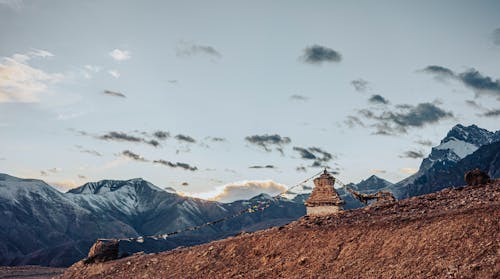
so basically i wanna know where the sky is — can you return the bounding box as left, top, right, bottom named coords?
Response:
left=0, top=0, right=499, bottom=202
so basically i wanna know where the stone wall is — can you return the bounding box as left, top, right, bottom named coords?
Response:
left=306, top=206, right=341, bottom=216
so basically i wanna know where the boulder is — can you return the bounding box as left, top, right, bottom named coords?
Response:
left=464, top=169, right=490, bottom=186
left=84, top=240, right=119, bottom=264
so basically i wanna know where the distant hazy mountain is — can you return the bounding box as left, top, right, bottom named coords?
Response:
left=347, top=175, right=394, bottom=193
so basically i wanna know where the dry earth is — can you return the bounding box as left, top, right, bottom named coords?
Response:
left=0, top=266, right=65, bottom=279
left=61, top=181, right=500, bottom=279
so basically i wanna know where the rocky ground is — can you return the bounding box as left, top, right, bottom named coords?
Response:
left=61, top=180, right=500, bottom=279
left=0, top=266, right=65, bottom=279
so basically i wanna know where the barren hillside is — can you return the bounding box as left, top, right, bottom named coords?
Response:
left=61, top=180, right=500, bottom=279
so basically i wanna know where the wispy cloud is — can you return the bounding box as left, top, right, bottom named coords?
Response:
left=153, top=131, right=170, bottom=140
left=108, top=70, right=120, bottom=78
left=368, top=94, right=389, bottom=105
left=483, top=109, right=500, bottom=117
left=194, top=180, right=287, bottom=203
left=422, top=65, right=500, bottom=97
left=98, top=131, right=160, bottom=147
left=122, top=150, right=147, bottom=162
left=0, top=49, right=63, bottom=102
left=109, top=49, right=131, bottom=61
left=421, top=65, right=455, bottom=79
left=301, top=45, right=342, bottom=64
left=83, top=65, right=101, bottom=79
left=249, top=165, right=275, bottom=169
left=176, top=42, right=222, bottom=59
left=153, top=159, right=197, bottom=171
left=103, top=89, right=126, bottom=98
left=400, top=167, right=418, bottom=174
left=399, top=150, right=425, bottom=159
left=415, top=140, right=433, bottom=146
left=289, top=94, right=309, bottom=101
left=351, top=79, right=369, bottom=92
left=75, top=145, right=103, bottom=157
left=207, top=136, right=226, bottom=142
left=465, top=99, right=484, bottom=109
left=245, top=134, right=291, bottom=154
left=349, top=102, right=453, bottom=135
left=458, top=69, right=500, bottom=97
left=296, top=166, right=307, bottom=172
left=175, top=134, right=196, bottom=143
left=464, top=100, right=499, bottom=117
left=493, top=28, right=500, bottom=46
left=120, top=150, right=198, bottom=171
left=39, top=167, right=62, bottom=176
left=344, top=115, right=365, bottom=128
left=293, top=146, right=335, bottom=167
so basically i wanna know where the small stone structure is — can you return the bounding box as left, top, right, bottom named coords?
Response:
left=305, top=170, right=344, bottom=216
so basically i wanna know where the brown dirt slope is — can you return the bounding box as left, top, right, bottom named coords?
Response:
left=61, top=181, right=500, bottom=279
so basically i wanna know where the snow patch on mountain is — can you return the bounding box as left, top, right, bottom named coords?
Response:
left=435, top=139, right=478, bottom=159
left=0, top=173, right=68, bottom=205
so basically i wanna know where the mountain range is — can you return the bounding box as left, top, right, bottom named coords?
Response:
left=0, top=124, right=498, bottom=267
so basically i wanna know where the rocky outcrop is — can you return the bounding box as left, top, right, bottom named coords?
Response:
left=465, top=168, right=491, bottom=186
left=84, top=240, right=119, bottom=264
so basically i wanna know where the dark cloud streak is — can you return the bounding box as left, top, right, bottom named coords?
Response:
left=249, top=165, right=275, bottom=169
left=293, top=146, right=334, bottom=167
left=483, top=109, right=500, bottom=117
left=349, top=102, right=453, bottom=135
left=400, top=150, right=425, bottom=159
left=245, top=134, right=291, bottom=154
left=175, top=134, right=196, bottom=143
left=103, top=90, right=126, bottom=98
left=153, top=131, right=170, bottom=140
left=422, top=65, right=500, bottom=97
left=153, top=159, right=197, bottom=171
left=122, top=150, right=148, bottom=162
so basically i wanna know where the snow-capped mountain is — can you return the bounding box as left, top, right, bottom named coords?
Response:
left=391, top=124, right=500, bottom=199
left=0, top=174, right=135, bottom=267
left=0, top=174, right=303, bottom=267
left=420, top=124, right=500, bottom=171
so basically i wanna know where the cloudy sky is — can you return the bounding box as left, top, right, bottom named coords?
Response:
left=1, top=0, right=499, bottom=201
